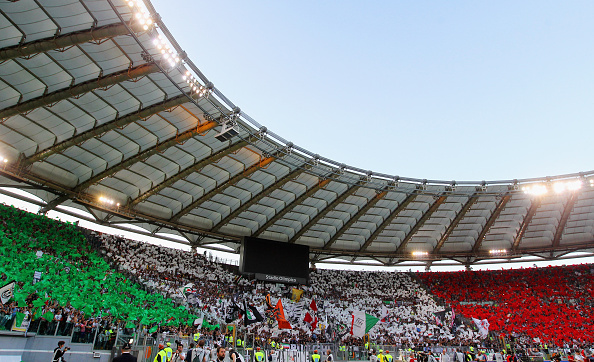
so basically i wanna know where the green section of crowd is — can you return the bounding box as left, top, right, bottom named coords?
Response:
left=0, top=203, right=199, bottom=331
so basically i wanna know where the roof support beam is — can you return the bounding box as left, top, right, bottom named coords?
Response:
left=130, top=140, right=248, bottom=207
left=22, top=95, right=187, bottom=165
left=512, top=197, right=542, bottom=251
left=0, top=22, right=144, bottom=62
left=395, top=195, right=447, bottom=255
left=288, top=182, right=361, bottom=244
left=323, top=190, right=388, bottom=250
left=0, top=63, right=160, bottom=120
left=358, top=193, right=416, bottom=254
left=211, top=165, right=310, bottom=232
left=169, top=154, right=277, bottom=223
left=433, top=196, right=478, bottom=254
left=38, top=195, right=69, bottom=214
left=472, top=195, right=512, bottom=253
left=73, top=120, right=218, bottom=193
left=552, top=192, right=579, bottom=247
left=253, top=178, right=331, bottom=237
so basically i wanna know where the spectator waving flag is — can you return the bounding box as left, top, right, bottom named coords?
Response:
left=472, top=317, right=490, bottom=339
left=450, top=308, right=456, bottom=327
left=303, top=299, right=318, bottom=331
left=291, top=288, right=304, bottom=302
left=380, top=305, right=389, bottom=323
left=350, top=310, right=379, bottom=338
left=244, top=300, right=264, bottom=326
left=273, top=299, right=292, bottom=329
left=0, top=280, right=15, bottom=304
left=433, top=310, right=446, bottom=326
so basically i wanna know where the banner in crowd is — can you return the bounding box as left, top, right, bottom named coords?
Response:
left=472, top=317, right=490, bottom=338
left=180, top=283, right=200, bottom=306
left=303, top=299, right=318, bottom=331
left=265, top=294, right=274, bottom=309
left=433, top=310, right=447, bottom=326
left=450, top=308, right=456, bottom=327
left=244, top=300, right=264, bottom=326
left=0, top=280, right=15, bottom=304
left=291, top=288, right=304, bottom=302
left=272, top=299, right=292, bottom=329
left=225, top=301, right=244, bottom=323
left=350, top=310, right=379, bottom=338
left=380, top=305, right=389, bottom=323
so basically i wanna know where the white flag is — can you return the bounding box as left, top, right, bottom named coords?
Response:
left=472, top=318, right=490, bottom=338
left=351, top=310, right=366, bottom=338
left=0, top=281, right=15, bottom=305
left=380, top=305, right=389, bottom=322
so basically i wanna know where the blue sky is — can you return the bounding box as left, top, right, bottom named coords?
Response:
left=154, top=0, right=594, bottom=182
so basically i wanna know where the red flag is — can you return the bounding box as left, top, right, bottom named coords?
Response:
left=303, top=299, right=318, bottom=331
left=309, top=299, right=318, bottom=312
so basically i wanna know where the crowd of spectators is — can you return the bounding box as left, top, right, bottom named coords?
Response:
left=2, top=203, right=594, bottom=351
left=0, top=203, right=200, bottom=350
left=418, top=265, right=594, bottom=346
left=98, top=234, right=484, bottom=346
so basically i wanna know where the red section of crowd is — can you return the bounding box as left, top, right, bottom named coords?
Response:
left=419, top=265, right=594, bottom=345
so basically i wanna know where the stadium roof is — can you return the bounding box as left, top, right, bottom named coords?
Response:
left=1, top=0, right=593, bottom=268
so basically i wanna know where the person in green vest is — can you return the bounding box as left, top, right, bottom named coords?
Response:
left=311, top=350, right=321, bottom=362
left=384, top=351, right=393, bottom=362
left=154, top=344, right=167, bottom=362
left=164, top=342, right=173, bottom=362
left=365, top=342, right=370, bottom=350
left=237, top=338, right=242, bottom=348
left=194, top=332, right=201, bottom=342
left=255, top=347, right=265, bottom=362
left=271, top=340, right=276, bottom=349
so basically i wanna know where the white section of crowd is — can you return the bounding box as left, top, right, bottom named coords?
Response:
left=99, top=233, right=482, bottom=344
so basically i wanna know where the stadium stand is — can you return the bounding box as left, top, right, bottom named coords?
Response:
left=419, top=266, right=594, bottom=345
left=0, top=203, right=201, bottom=347
left=2, top=203, right=594, bottom=362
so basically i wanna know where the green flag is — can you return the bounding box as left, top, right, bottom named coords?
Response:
left=42, top=311, right=54, bottom=321
left=15, top=312, right=26, bottom=328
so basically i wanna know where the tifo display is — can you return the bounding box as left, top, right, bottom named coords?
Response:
left=0, top=203, right=592, bottom=354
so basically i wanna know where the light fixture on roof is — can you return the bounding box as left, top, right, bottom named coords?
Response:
left=183, top=72, right=212, bottom=99
left=150, top=35, right=182, bottom=68
left=521, top=184, right=548, bottom=196
left=489, top=249, right=507, bottom=255
left=522, top=179, right=583, bottom=196
left=214, top=120, right=240, bottom=142
left=215, top=108, right=241, bottom=142
left=98, top=196, right=120, bottom=208
left=412, top=251, right=428, bottom=257
left=128, top=1, right=155, bottom=31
